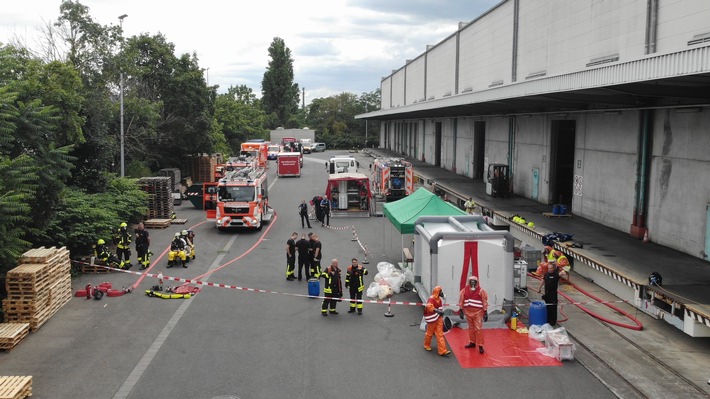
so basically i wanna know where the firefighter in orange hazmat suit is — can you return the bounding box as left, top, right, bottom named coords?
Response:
left=423, top=286, right=451, bottom=356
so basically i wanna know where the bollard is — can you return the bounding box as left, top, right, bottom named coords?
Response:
left=158, top=273, right=164, bottom=291
left=384, top=297, right=395, bottom=317
left=362, top=246, right=370, bottom=264
left=351, top=227, right=357, bottom=241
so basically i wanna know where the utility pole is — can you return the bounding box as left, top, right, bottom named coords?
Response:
left=365, top=103, right=368, bottom=148
left=118, top=14, right=128, bottom=177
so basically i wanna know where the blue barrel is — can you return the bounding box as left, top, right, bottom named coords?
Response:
left=529, top=301, right=548, bottom=326
left=308, top=278, right=320, bottom=297
left=560, top=205, right=567, bottom=215
left=552, top=204, right=561, bottom=215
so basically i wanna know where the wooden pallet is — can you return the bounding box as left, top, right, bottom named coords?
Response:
left=171, top=218, right=188, bottom=225
left=0, top=376, right=32, bottom=399
left=543, top=212, right=572, bottom=218
left=81, top=263, right=112, bottom=274
left=0, top=324, right=29, bottom=352
left=144, top=219, right=172, bottom=229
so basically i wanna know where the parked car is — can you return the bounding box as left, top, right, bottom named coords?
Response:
left=313, top=143, right=326, bottom=152
left=267, top=144, right=281, bottom=160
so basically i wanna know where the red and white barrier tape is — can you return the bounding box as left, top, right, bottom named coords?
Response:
left=71, top=260, right=631, bottom=308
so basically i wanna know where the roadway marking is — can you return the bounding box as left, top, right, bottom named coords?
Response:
left=112, top=234, right=239, bottom=399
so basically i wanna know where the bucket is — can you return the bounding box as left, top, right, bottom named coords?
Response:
left=308, top=278, right=320, bottom=297
left=552, top=204, right=561, bottom=215
left=529, top=301, right=547, bottom=326
left=560, top=205, right=567, bottom=215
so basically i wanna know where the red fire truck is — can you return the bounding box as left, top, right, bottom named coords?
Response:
left=207, top=166, right=274, bottom=230
left=371, top=158, right=414, bottom=201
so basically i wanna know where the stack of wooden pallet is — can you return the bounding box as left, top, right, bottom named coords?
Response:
left=0, top=324, right=29, bottom=352
left=189, top=153, right=220, bottom=183
left=0, top=376, right=32, bottom=399
left=138, top=176, right=174, bottom=219
left=3, top=247, right=72, bottom=332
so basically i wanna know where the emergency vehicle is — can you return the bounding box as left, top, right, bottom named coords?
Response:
left=327, top=155, right=358, bottom=174
left=208, top=166, right=274, bottom=230
left=267, top=144, right=281, bottom=160
left=277, top=152, right=301, bottom=177
left=371, top=158, right=414, bottom=201
left=240, top=141, right=268, bottom=168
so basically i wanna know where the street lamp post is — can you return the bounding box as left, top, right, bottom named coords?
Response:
left=118, top=14, right=127, bottom=177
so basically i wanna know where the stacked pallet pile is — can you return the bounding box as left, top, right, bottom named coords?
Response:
left=3, top=247, right=72, bottom=333
left=0, top=376, right=32, bottom=399
left=138, top=176, right=174, bottom=219
left=189, top=153, right=222, bottom=183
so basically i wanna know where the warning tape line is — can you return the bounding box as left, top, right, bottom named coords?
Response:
left=71, top=260, right=633, bottom=308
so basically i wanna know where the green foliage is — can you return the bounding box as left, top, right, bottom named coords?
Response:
left=44, top=177, right=147, bottom=256
left=261, top=37, right=300, bottom=128
left=215, top=85, right=269, bottom=154
left=305, top=89, right=381, bottom=149
left=126, top=159, right=151, bottom=178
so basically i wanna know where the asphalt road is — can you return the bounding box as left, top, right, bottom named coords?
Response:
left=0, top=151, right=625, bottom=399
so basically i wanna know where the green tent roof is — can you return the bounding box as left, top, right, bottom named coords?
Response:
left=383, top=188, right=466, bottom=234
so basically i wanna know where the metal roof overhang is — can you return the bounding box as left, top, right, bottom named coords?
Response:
left=357, top=46, right=710, bottom=121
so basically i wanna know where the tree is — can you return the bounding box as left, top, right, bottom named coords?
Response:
left=215, top=85, right=269, bottom=154
left=261, top=37, right=299, bottom=129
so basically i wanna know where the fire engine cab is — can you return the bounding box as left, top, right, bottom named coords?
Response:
left=371, top=158, right=414, bottom=201
left=210, top=167, right=273, bottom=231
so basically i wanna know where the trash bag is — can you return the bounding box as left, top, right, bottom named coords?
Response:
left=377, top=261, right=397, bottom=277
left=402, top=267, right=415, bottom=285
left=366, top=282, right=381, bottom=299
left=378, top=284, right=393, bottom=299
left=528, top=323, right=553, bottom=342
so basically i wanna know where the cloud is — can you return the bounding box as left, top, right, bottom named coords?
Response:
left=1, top=0, right=502, bottom=103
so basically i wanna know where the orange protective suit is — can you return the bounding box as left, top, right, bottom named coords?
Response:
left=423, top=286, right=450, bottom=356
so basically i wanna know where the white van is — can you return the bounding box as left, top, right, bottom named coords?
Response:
left=327, top=156, right=358, bottom=174
left=313, top=143, right=326, bottom=152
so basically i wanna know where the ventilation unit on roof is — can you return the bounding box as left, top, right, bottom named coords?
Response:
left=688, top=32, right=710, bottom=45
left=489, top=80, right=504, bottom=87
left=586, top=54, right=619, bottom=67
left=525, top=71, right=546, bottom=80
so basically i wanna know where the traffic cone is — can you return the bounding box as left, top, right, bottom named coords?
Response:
left=363, top=246, right=370, bottom=264
left=643, top=229, right=649, bottom=243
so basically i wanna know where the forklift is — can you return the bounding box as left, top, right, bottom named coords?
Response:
left=486, top=163, right=510, bottom=198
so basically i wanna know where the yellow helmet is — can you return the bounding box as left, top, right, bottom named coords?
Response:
left=528, top=222, right=535, bottom=228
left=181, top=230, right=188, bottom=236
left=175, top=232, right=181, bottom=238
left=120, top=222, right=127, bottom=228
left=97, top=239, right=105, bottom=245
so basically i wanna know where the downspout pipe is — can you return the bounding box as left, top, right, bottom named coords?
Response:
left=632, top=109, right=652, bottom=237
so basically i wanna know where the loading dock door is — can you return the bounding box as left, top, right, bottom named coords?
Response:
left=473, top=121, right=485, bottom=180
left=435, top=122, right=442, bottom=167
left=550, top=120, right=576, bottom=206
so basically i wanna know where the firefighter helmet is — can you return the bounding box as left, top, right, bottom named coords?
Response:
left=120, top=222, right=127, bottom=228
left=181, top=230, right=188, bottom=236
left=97, top=239, right=105, bottom=245
left=174, top=232, right=180, bottom=238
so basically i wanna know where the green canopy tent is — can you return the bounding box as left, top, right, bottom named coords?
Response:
left=384, top=187, right=466, bottom=234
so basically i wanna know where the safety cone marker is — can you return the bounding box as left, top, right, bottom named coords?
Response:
left=643, top=229, right=649, bottom=243
left=362, top=245, right=370, bottom=264
left=351, top=227, right=357, bottom=241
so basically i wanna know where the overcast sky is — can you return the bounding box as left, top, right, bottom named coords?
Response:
left=1, top=0, right=500, bottom=104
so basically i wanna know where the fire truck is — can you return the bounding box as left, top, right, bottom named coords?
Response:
left=208, top=166, right=274, bottom=231
left=371, top=158, right=414, bottom=201
left=240, top=141, right=268, bottom=168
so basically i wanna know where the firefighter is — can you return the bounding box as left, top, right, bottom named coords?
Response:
left=346, top=258, right=368, bottom=315
left=286, top=232, right=297, bottom=281
left=298, top=199, right=312, bottom=228
left=115, top=222, right=132, bottom=269
left=310, top=233, right=322, bottom=278
left=180, top=229, right=196, bottom=261
left=167, top=232, right=187, bottom=268
left=319, top=196, right=330, bottom=226
left=295, top=233, right=311, bottom=280
left=313, top=195, right=323, bottom=225
left=464, top=197, right=476, bottom=214
left=458, top=275, right=489, bottom=353
left=134, top=222, right=151, bottom=269
left=94, top=239, right=118, bottom=267
left=320, top=259, right=343, bottom=316
left=423, top=286, right=451, bottom=356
